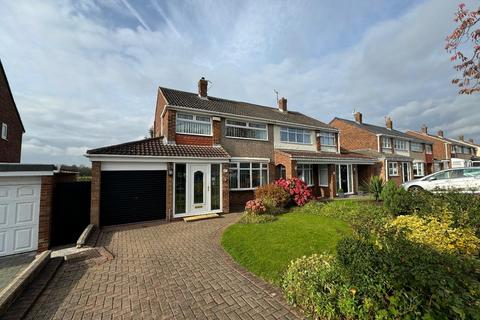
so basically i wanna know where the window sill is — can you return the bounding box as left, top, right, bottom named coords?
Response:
left=279, top=141, right=313, bottom=146
left=389, top=174, right=399, bottom=177
left=176, top=132, right=213, bottom=137
left=318, top=184, right=329, bottom=187
left=225, top=136, right=268, bottom=142
left=230, top=188, right=256, bottom=191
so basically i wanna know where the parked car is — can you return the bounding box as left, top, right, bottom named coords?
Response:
left=402, top=168, right=480, bottom=193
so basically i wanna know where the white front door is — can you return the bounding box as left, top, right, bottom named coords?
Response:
left=189, top=164, right=210, bottom=214
left=0, top=180, right=40, bottom=257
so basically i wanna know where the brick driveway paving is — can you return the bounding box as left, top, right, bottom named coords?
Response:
left=24, top=213, right=302, bottom=319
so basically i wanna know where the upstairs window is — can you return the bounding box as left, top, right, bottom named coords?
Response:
left=463, top=146, right=471, bottom=154
left=319, top=132, right=337, bottom=152
left=176, top=113, right=211, bottom=135
left=411, top=142, right=423, bottom=152
left=225, top=120, right=267, bottom=140
left=1, top=123, right=7, bottom=140
left=425, top=144, right=432, bottom=154
left=381, top=137, right=391, bottom=149
left=394, top=139, right=407, bottom=151
left=280, top=127, right=312, bottom=144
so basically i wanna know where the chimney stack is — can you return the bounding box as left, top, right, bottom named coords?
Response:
left=437, top=130, right=444, bottom=137
left=469, top=138, right=474, bottom=143
left=198, top=77, right=208, bottom=98
left=386, top=117, right=393, bottom=130
left=278, top=97, right=287, bottom=112
left=458, top=135, right=464, bottom=141
left=354, top=112, right=363, bottom=124
left=421, top=125, right=428, bottom=134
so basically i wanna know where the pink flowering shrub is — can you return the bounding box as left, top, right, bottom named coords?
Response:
left=245, top=199, right=267, bottom=215
left=275, top=177, right=313, bottom=206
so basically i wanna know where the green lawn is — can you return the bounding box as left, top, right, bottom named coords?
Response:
left=221, top=209, right=351, bottom=285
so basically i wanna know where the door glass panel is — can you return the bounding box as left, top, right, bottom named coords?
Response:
left=340, top=165, right=348, bottom=192
left=211, top=164, right=220, bottom=210
left=175, top=164, right=186, bottom=214
left=193, top=171, right=204, bottom=204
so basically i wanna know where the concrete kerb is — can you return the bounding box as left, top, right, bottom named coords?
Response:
left=0, top=250, right=51, bottom=317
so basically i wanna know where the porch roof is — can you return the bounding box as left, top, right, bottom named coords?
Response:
left=276, top=149, right=377, bottom=165
left=86, top=137, right=231, bottom=159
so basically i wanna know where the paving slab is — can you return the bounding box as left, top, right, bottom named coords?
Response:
left=0, top=252, right=36, bottom=291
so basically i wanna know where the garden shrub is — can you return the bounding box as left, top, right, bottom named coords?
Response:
left=275, top=177, right=313, bottom=206
left=366, top=176, right=384, bottom=201
left=380, top=181, right=413, bottom=215
left=244, top=199, right=266, bottom=215
left=283, top=233, right=480, bottom=319
left=389, top=210, right=480, bottom=256
left=238, top=213, right=277, bottom=224
left=254, top=183, right=290, bottom=214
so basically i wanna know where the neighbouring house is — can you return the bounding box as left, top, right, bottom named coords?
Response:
left=86, top=78, right=375, bottom=226
left=330, top=112, right=433, bottom=186
left=406, top=127, right=477, bottom=170
left=0, top=60, right=25, bottom=163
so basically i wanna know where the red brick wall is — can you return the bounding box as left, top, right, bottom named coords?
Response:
left=38, top=176, right=53, bottom=252
left=330, top=119, right=378, bottom=151
left=166, top=162, right=173, bottom=221
left=274, top=151, right=297, bottom=178
left=229, top=190, right=254, bottom=212
left=90, top=162, right=101, bottom=226
left=176, top=134, right=213, bottom=146
left=222, top=163, right=230, bottom=213
left=213, top=119, right=221, bottom=145
left=0, top=66, right=23, bottom=163
left=153, top=90, right=168, bottom=137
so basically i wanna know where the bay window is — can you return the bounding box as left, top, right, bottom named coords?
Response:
left=280, top=127, right=312, bottom=144
left=176, top=113, right=212, bottom=135
left=229, top=162, right=268, bottom=189
left=225, top=120, right=267, bottom=140
left=413, top=162, right=425, bottom=177
left=297, top=164, right=313, bottom=185
left=319, top=132, right=337, bottom=152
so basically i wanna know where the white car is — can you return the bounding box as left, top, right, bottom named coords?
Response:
left=402, top=168, right=480, bottom=193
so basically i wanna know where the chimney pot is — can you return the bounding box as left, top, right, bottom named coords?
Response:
left=459, top=135, right=464, bottom=141
left=385, top=117, right=393, bottom=130
left=437, top=130, right=444, bottom=137
left=354, top=112, right=363, bottom=124
left=278, top=97, right=287, bottom=112
left=198, top=77, right=208, bottom=98
left=421, top=125, right=428, bottom=134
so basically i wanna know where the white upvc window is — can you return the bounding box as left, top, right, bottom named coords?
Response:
left=280, top=127, right=312, bottom=144
left=413, top=162, right=425, bottom=177
left=462, top=146, right=470, bottom=154
left=318, top=164, right=329, bottom=186
left=176, top=113, right=212, bottom=136
left=388, top=161, right=399, bottom=176
left=394, top=139, right=407, bottom=151
left=411, top=142, right=423, bottom=152
left=1, top=123, right=7, bottom=140
left=425, top=144, right=433, bottom=154
left=297, top=164, right=313, bottom=186
left=225, top=119, right=267, bottom=140
left=319, top=132, right=337, bottom=152
left=229, top=162, right=268, bottom=190
left=381, top=137, right=391, bottom=149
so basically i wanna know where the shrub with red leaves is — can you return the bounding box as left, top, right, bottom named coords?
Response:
left=245, top=199, right=267, bottom=215
left=275, top=177, right=313, bottom=206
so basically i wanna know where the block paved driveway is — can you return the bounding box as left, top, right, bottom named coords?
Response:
left=24, top=213, right=301, bottom=319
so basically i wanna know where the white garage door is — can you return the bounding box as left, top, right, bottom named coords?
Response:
left=0, top=179, right=40, bottom=257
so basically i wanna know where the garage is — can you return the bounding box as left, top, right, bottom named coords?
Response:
left=100, top=170, right=166, bottom=226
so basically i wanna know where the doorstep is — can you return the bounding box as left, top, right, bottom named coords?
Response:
left=183, top=213, right=220, bottom=222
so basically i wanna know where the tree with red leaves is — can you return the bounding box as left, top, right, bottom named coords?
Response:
left=446, top=3, right=480, bottom=94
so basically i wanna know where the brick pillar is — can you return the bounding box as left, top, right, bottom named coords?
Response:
left=286, top=160, right=297, bottom=179
left=90, top=161, right=101, bottom=226
left=328, top=164, right=336, bottom=199
left=38, top=176, right=53, bottom=252
left=316, top=134, right=321, bottom=151
left=167, top=110, right=176, bottom=143
left=213, top=117, right=221, bottom=145
left=222, top=163, right=230, bottom=214
left=166, top=162, right=173, bottom=221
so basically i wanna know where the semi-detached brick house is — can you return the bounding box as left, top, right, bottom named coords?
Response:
left=86, top=78, right=376, bottom=226
left=406, top=127, right=477, bottom=170
left=330, top=112, right=433, bottom=186
left=0, top=60, right=25, bottom=163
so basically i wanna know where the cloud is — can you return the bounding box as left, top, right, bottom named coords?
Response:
left=0, top=0, right=479, bottom=166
